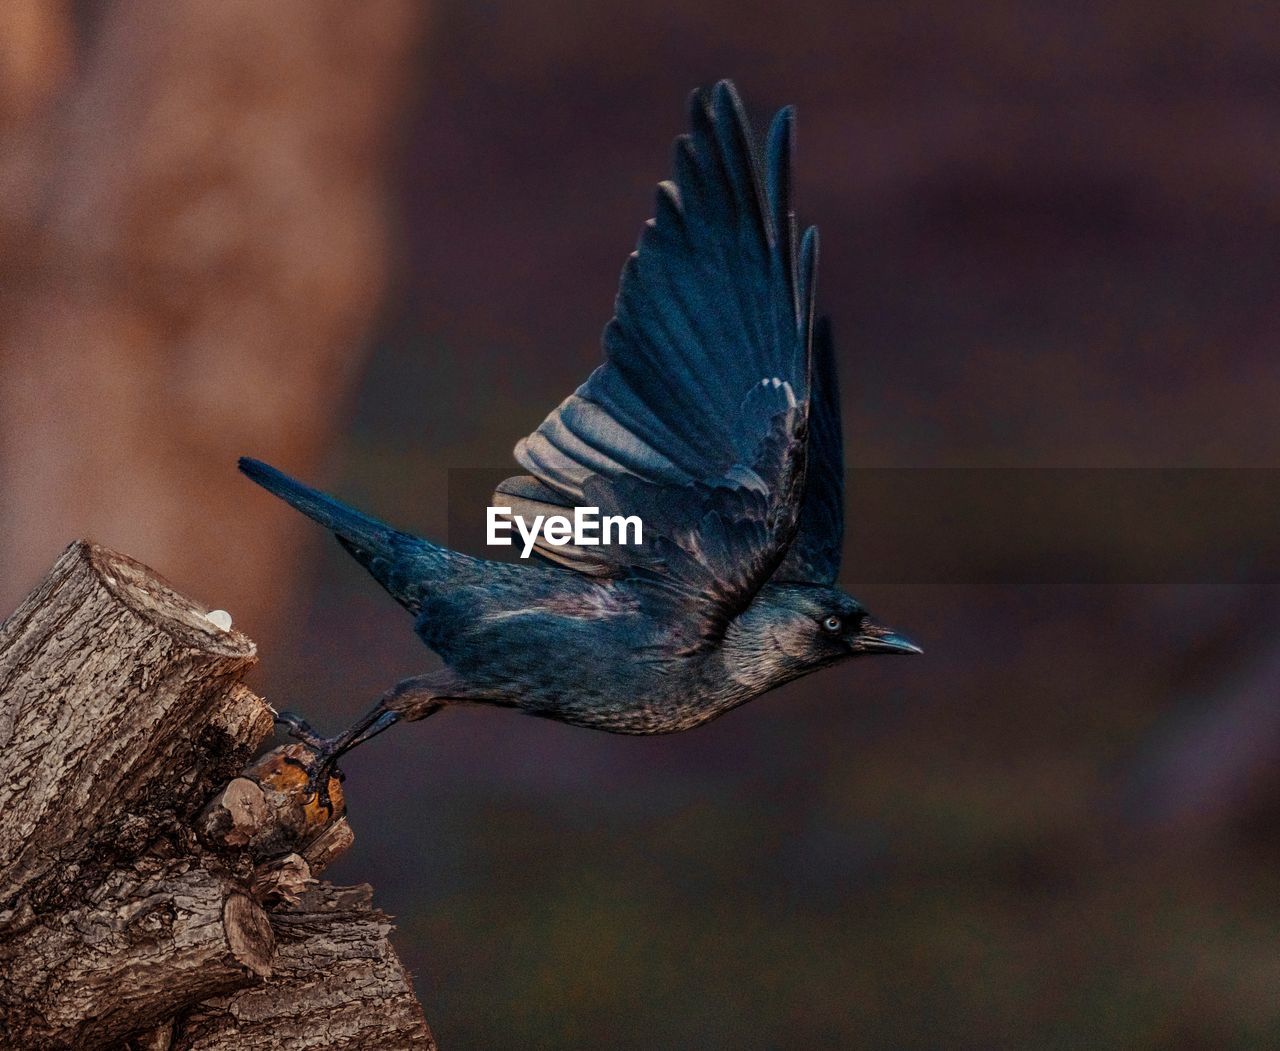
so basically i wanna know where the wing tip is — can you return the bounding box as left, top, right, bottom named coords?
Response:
left=711, top=79, right=746, bottom=125
left=766, top=106, right=796, bottom=167
left=800, top=224, right=819, bottom=314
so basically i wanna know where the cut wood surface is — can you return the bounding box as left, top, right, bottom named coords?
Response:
left=0, top=541, right=434, bottom=1050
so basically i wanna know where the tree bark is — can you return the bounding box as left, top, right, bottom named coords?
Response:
left=3, top=863, right=275, bottom=1048
left=173, top=884, right=435, bottom=1051
left=0, top=541, right=267, bottom=908
left=0, top=542, right=434, bottom=1049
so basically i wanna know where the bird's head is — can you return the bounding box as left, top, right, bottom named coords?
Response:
left=724, top=582, right=921, bottom=693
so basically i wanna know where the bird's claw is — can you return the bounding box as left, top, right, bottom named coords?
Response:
left=275, top=710, right=346, bottom=814
left=274, top=709, right=327, bottom=750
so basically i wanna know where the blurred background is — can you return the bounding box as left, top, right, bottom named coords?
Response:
left=4, top=1, right=1280, bottom=1046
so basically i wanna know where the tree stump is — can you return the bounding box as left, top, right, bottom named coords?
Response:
left=0, top=541, right=435, bottom=1050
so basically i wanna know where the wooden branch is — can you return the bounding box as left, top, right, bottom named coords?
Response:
left=2, top=863, right=274, bottom=1048
left=172, top=884, right=435, bottom=1050
left=0, top=542, right=434, bottom=1049
left=0, top=541, right=267, bottom=909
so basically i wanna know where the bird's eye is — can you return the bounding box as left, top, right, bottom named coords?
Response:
left=822, top=615, right=843, bottom=634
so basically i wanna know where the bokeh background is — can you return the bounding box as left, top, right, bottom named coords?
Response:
left=4, top=1, right=1280, bottom=1046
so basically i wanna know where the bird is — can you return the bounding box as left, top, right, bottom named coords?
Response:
left=240, top=80, right=920, bottom=806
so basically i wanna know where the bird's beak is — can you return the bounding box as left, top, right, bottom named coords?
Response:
left=853, top=622, right=923, bottom=655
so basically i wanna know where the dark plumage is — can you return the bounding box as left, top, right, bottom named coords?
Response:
left=240, top=81, right=919, bottom=800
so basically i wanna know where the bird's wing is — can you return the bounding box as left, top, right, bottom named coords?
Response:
left=492, top=80, right=821, bottom=647
left=772, top=316, right=843, bottom=585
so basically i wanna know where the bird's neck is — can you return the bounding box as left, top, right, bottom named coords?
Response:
left=717, top=614, right=809, bottom=698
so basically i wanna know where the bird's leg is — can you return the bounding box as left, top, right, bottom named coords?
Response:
left=275, top=702, right=400, bottom=811
left=275, top=671, right=460, bottom=812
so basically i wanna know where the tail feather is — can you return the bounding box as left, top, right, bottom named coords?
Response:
left=238, top=457, right=434, bottom=613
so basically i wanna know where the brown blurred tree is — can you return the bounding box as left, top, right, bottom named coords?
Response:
left=0, top=0, right=425, bottom=635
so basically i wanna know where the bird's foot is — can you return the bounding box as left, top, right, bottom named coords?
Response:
left=274, top=710, right=347, bottom=814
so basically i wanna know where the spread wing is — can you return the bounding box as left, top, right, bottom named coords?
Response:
left=493, top=80, right=820, bottom=647
left=773, top=316, right=843, bottom=585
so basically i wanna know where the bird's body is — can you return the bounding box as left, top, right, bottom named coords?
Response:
left=421, top=576, right=864, bottom=733
left=240, top=80, right=918, bottom=791
left=242, top=459, right=887, bottom=736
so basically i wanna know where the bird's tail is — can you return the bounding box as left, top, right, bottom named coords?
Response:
left=238, top=457, right=438, bottom=612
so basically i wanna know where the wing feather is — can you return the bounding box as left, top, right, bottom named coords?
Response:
left=495, top=81, right=828, bottom=645
left=775, top=316, right=844, bottom=584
